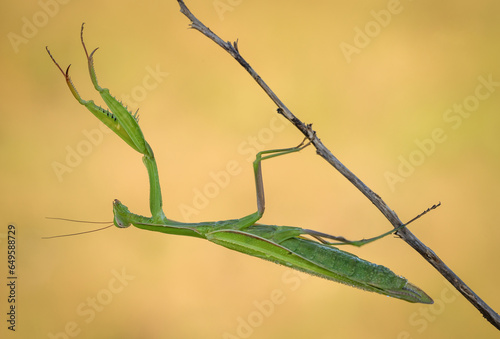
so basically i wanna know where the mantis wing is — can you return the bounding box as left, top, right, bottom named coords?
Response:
left=208, top=225, right=433, bottom=304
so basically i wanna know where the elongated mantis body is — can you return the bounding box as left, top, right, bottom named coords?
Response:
left=46, top=24, right=433, bottom=304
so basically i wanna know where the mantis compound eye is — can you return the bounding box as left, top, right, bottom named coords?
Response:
left=113, top=216, right=129, bottom=228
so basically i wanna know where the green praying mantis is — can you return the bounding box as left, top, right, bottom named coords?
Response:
left=46, top=24, right=433, bottom=304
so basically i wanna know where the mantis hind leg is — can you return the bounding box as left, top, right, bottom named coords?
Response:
left=302, top=202, right=440, bottom=247
left=302, top=226, right=407, bottom=247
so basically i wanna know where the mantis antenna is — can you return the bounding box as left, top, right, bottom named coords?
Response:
left=42, top=217, right=114, bottom=239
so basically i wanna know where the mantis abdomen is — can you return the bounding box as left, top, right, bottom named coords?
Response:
left=208, top=225, right=432, bottom=304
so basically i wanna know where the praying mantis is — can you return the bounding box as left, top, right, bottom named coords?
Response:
left=45, top=24, right=433, bottom=304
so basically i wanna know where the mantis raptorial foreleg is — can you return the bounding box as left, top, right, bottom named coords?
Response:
left=47, top=24, right=434, bottom=304
left=46, top=23, right=165, bottom=223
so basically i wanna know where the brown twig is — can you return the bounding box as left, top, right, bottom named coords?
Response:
left=176, top=0, right=500, bottom=330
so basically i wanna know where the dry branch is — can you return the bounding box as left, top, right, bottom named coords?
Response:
left=177, top=0, right=500, bottom=330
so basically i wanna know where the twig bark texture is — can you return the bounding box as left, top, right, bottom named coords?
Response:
left=177, top=0, right=499, bottom=330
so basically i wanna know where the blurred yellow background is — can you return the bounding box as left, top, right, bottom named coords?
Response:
left=1, top=0, right=499, bottom=338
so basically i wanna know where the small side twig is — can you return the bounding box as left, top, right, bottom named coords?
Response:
left=176, top=0, right=500, bottom=330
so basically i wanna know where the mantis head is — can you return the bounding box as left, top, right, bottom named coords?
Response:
left=113, top=199, right=132, bottom=228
